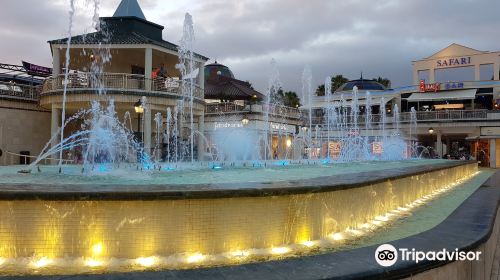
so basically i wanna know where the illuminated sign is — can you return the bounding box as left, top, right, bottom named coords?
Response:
left=214, top=122, right=243, bottom=130
left=419, top=80, right=440, bottom=92
left=372, top=142, right=383, bottom=154
left=328, top=141, right=341, bottom=158
left=270, top=122, right=287, bottom=131
left=443, top=82, right=464, bottom=90
left=436, top=57, right=471, bottom=68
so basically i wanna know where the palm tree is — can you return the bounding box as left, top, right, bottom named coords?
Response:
left=316, top=75, right=349, bottom=96
left=283, top=91, right=301, bottom=107
left=374, top=77, right=391, bottom=88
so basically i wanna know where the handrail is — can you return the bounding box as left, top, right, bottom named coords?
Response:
left=0, top=81, right=41, bottom=101
left=205, top=102, right=302, bottom=118
left=307, top=109, right=491, bottom=125
left=41, top=73, right=204, bottom=100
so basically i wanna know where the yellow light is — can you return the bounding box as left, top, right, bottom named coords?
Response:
left=31, top=257, right=52, bottom=268
left=186, top=253, right=205, bottom=263
left=0, top=257, right=4, bottom=266
left=330, top=232, right=344, bottom=241
left=86, top=258, right=103, bottom=267
left=136, top=256, right=157, bottom=267
left=286, top=139, right=292, bottom=148
left=375, top=215, right=389, bottom=222
left=301, top=240, right=315, bottom=247
left=92, top=243, right=103, bottom=256
left=346, top=229, right=364, bottom=236
left=271, top=246, right=290, bottom=255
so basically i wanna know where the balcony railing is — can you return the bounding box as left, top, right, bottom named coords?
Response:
left=0, top=82, right=41, bottom=101
left=41, top=73, right=204, bottom=100
left=205, top=102, right=302, bottom=119
left=307, top=109, right=491, bottom=126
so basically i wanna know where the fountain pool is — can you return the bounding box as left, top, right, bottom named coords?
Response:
left=0, top=159, right=482, bottom=276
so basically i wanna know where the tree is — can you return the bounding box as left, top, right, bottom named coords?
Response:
left=315, top=74, right=349, bottom=96
left=374, top=77, right=391, bottom=88
left=283, top=91, right=301, bottom=108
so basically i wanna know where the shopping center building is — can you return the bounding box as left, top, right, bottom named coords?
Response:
left=307, top=43, right=500, bottom=167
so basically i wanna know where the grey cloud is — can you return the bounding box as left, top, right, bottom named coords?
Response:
left=1, top=0, right=499, bottom=97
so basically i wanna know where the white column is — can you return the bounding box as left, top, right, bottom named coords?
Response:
left=412, top=68, right=419, bottom=85
left=144, top=101, right=152, bottom=155
left=52, top=47, right=60, bottom=77
left=198, top=62, right=205, bottom=90
left=489, top=139, right=496, bottom=168
left=197, top=114, right=205, bottom=161
left=144, top=48, right=152, bottom=91
left=494, top=62, right=500, bottom=80
left=475, top=64, right=481, bottom=81
left=436, top=131, right=442, bottom=158
left=429, top=68, right=435, bottom=83
left=51, top=105, right=60, bottom=164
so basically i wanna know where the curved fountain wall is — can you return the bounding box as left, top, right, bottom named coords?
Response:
left=0, top=162, right=477, bottom=270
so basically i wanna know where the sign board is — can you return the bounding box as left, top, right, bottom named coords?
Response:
left=481, top=127, right=500, bottom=136
left=419, top=80, right=440, bottom=93
left=436, top=57, right=471, bottom=68
left=443, top=82, right=464, bottom=90
left=214, top=122, right=243, bottom=130
left=22, top=61, right=52, bottom=77
left=372, top=142, right=383, bottom=154
left=165, top=77, right=180, bottom=88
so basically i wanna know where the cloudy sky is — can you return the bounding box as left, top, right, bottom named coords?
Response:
left=1, top=0, right=499, bottom=93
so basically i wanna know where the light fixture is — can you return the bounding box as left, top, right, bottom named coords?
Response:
left=387, top=108, right=392, bottom=113
left=241, top=116, right=249, bottom=125
left=428, top=127, right=434, bottom=134
left=286, top=138, right=292, bottom=148
left=301, top=126, right=308, bottom=132
left=134, top=99, right=144, bottom=114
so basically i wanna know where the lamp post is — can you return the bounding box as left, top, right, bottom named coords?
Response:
left=134, top=99, right=144, bottom=143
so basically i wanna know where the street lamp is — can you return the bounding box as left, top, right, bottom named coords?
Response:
left=241, top=116, right=249, bottom=125
left=134, top=99, right=144, bottom=142
left=428, top=127, right=434, bottom=134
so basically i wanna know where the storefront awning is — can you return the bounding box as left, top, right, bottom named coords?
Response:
left=406, top=89, right=477, bottom=102
left=341, top=96, right=393, bottom=107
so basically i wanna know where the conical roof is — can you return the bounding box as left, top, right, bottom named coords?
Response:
left=113, top=0, right=146, bottom=20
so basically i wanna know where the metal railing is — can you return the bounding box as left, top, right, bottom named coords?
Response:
left=41, top=73, right=204, bottom=100
left=205, top=102, right=302, bottom=119
left=307, top=109, right=491, bottom=125
left=0, top=81, right=41, bottom=101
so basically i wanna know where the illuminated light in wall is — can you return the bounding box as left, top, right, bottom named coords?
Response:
left=271, top=247, right=291, bottom=255
left=31, top=257, right=52, bottom=268
left=360, top=223, right=371, bottom=229
left=186, top=253, right=206, bottom=263
left=301, top=240, right=316, bottom=247
left=85, top=258, right=104, bottom=267
left=330, top=232, right=344, bottom=241
left=91, top=243, right=103, bottom=256
left=136, top=256, right=157, bottom=267
left=346, top=229, right=364, bottom=237
left=0, top=257, right=4, bottom=266
left=375, top=215, right=389, bottom=222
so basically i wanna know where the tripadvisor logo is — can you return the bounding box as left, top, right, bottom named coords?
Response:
left=375, top=244, right=482, bottom=267
left=375, top=244, right=398, bottom=267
